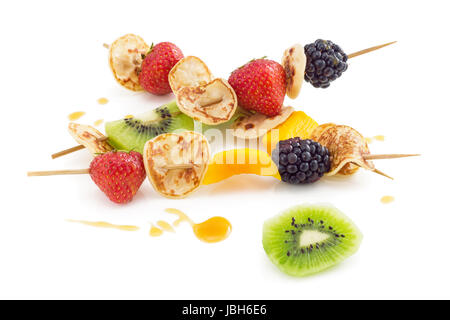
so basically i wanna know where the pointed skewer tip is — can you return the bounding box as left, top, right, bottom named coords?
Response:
left=372, top=168, right=394, bottom=180
left=363, top=153, right=420, bottom=160
left=348, top=41, right=397, bottom=59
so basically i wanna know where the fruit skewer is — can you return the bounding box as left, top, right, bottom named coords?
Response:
left=30, top=132, right=211, bottom=203
left=53, top=117, right=418, bottom=183
left=52, top=128, right=417, bottom=164
left=32, top=130, right=419, bottom=204
left=105, top=40, right=397, bottom=58
left=53, top=40, right=396, bottom=158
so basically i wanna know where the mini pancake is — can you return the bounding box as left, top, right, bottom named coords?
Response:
left=232, top=106, right=294, bottom=139
left=143, top=131, right=210, bottom=199
left=176, top=78, right=238, bottom=125
left=68, top=123, right=114, bottom=154
left=169, top=56, right=213, bottom=93
left=310, top=124, right=375, bottom=176
left=169, top=56, right=237, bottom=125
left=282, top=44, right=307, bottom=99
left=109, top=34, right=149, bottom=91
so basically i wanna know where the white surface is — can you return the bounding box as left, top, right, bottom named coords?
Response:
left=1, top=0, right=449, bottom=299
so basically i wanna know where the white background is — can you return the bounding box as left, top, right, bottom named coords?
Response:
left=1, top=0, right=449, bottom=299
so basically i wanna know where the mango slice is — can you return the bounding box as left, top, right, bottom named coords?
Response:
left=262, top=111, right=319, bottom=154
left=202, top=149, right=280, bottom=185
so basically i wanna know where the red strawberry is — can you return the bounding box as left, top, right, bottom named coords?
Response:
left=89, top=151, right=146, bottom=204
left=228, top=58, right=286, bottom=116
left=138, top=42, right=184, bottom=95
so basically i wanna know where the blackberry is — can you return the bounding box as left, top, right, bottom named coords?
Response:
left=272, top=137, right=331, bottom=184
left=304, top=39, right=348, bottom=88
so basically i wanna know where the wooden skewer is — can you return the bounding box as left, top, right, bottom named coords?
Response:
left=51, top=136, right=109, bottom=159
left=27, top=169, right=90, bottom=177
left=353, top=163, right=394, bottom=180
left=162, top=164, right=196, bottom=170
left=348, top=41, right=397, bottom=59
left=200, top=99, right=224, bottom=108
left=363, top=153, right=420, bottom=160
left=371, top=168, right=394, bottom=180
left=28, top=164, right=198, bottom=177
left=52, top=145, right=86, bottom=159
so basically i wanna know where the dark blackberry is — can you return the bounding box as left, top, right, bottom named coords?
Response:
left=304, top=39, right=348, bottom=88
left=272, top=137, right=331, bottom=184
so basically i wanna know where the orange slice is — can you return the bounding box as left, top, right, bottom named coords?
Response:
left=202, top=148, right=280, bottom=185
left=262, top=111, right=318, bottom=154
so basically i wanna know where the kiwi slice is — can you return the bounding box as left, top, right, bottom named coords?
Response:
left=105, top=101, right=194, bottom=153
left=263, top=204, right=363, bottom=277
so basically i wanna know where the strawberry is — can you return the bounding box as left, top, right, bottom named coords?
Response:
left=89, top=151, right=146, bottom=204
left=228, top=58, right=286, bottom=116
left=138, top=42, right=184, bottom=95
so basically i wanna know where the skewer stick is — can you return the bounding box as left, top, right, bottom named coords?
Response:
left=51, top=136, right=109, bottom=159
left=201, top=99, right=224, bottom=108
left=161, top=164, right=197, bottom=170
left=353, top=163, right=394, bottom=180
left=363, top=153, right=420, bottom=160
left=348, top=41, right=397, bottom=59
left=27, top=169, right=90, bottom=177
left=28, top=164, right=198, bottom=177
left=51, top=145, right=86, bottom=159
left=371, top=169, right=394, bottom=180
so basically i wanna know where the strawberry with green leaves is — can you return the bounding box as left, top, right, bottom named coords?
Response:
left=89, top=151, right=146, bottom=204
left=139, top=42, right=184, bottom=95
left=228, top=58, right=286, bottom=117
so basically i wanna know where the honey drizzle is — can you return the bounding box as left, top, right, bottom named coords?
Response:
left=157, top=220, right=175, bottom=233
left=66, top=210, right=231, bottom=243
left=68, top=111, right=85, bottom=121
left=165, top=208, right=195, bottom=227
left=67, top=219, right=139, bottom=231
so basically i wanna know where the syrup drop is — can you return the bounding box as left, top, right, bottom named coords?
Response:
left=93, top=119, right=104, bottom=126
left=149, top=225, right=164, bottom=237
left=97, top=97, right=109, bottom=105
left=165, top=208, right=231, bottom=243
left=381, top=196, right=395, bottom=204
left=68, top=111, right=85, bottom=121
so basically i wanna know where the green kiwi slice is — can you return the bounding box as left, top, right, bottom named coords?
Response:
left=263, top=204, right=363, bottom=277
left=105, top=101, right=194, bottom=153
